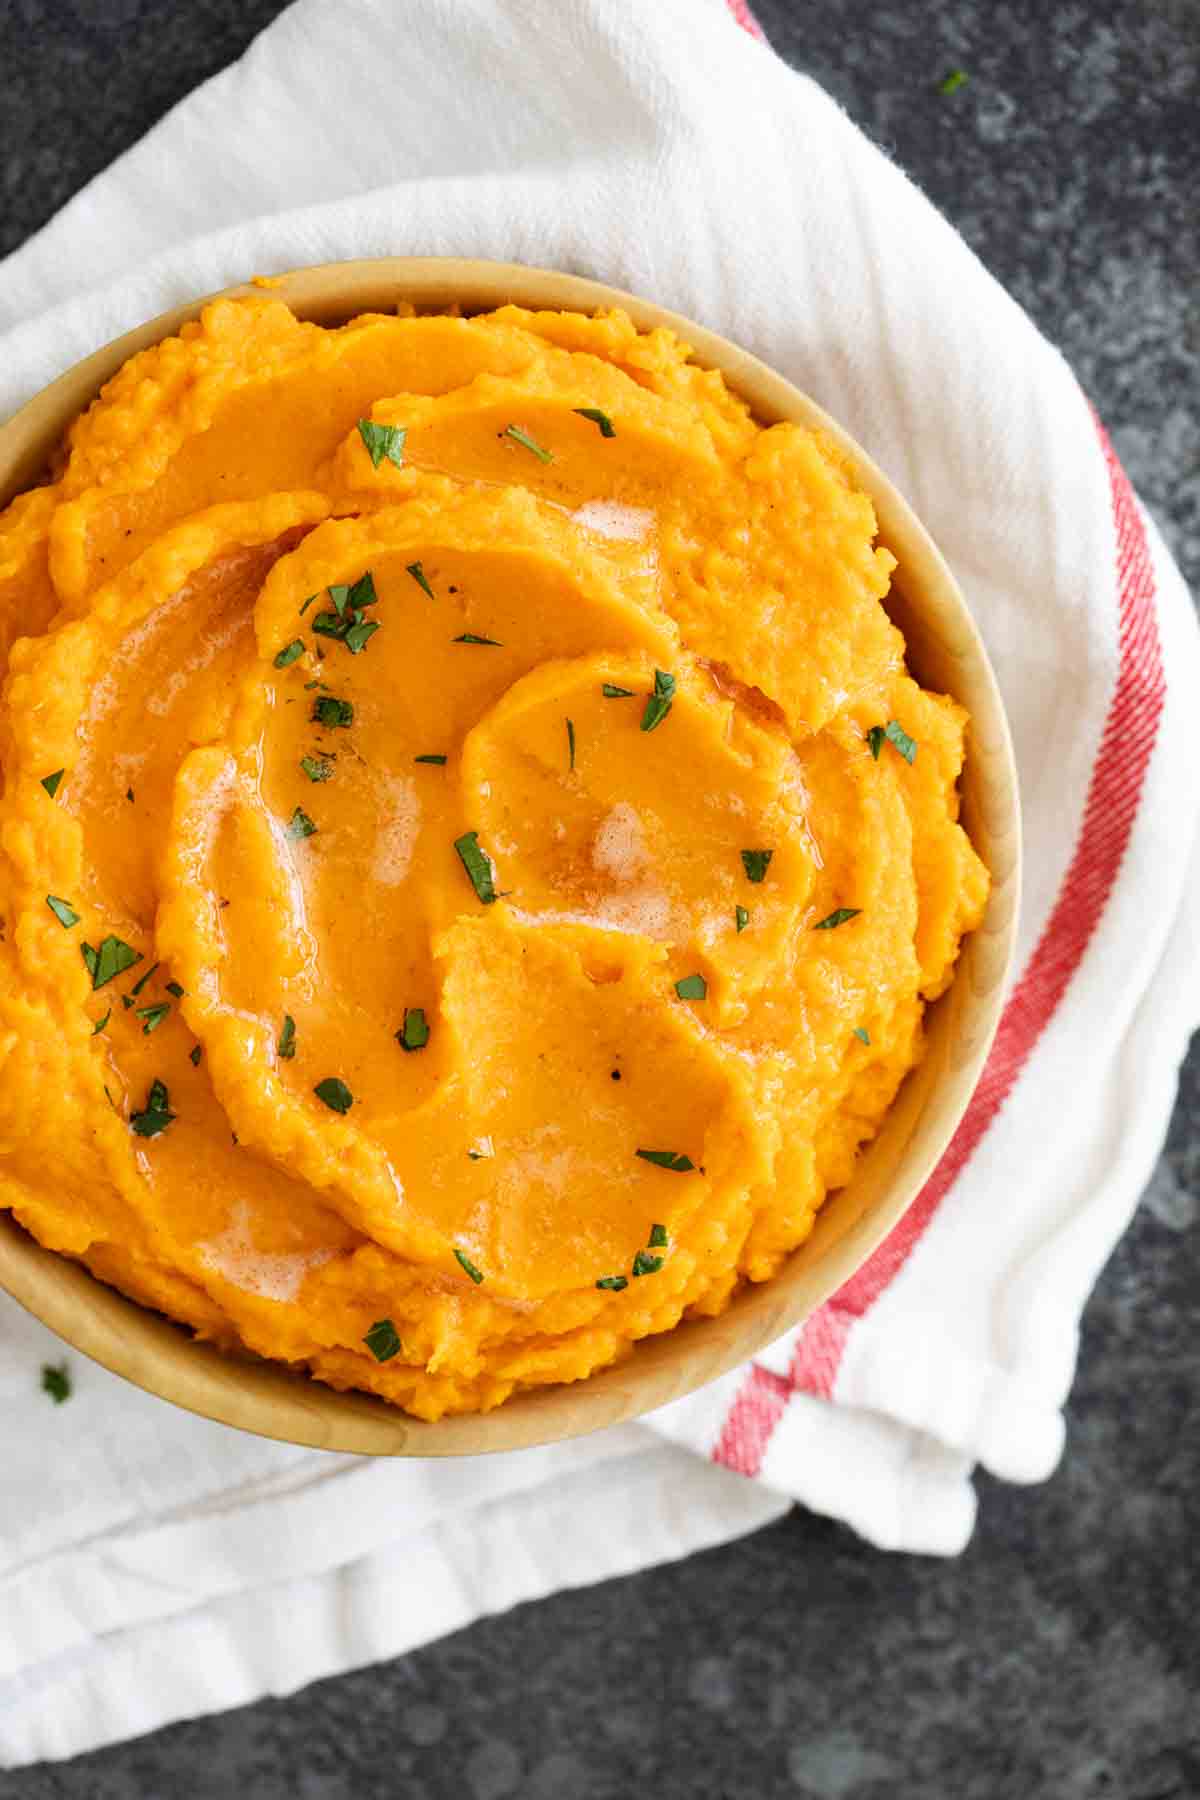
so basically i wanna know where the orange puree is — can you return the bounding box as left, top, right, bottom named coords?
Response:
left=0, top=297, right=988, bottom=1417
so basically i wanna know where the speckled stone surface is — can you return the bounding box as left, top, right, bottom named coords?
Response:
left=1, top=2, right=1197, bottom=1795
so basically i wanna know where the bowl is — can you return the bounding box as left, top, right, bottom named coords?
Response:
left=0, top=259, right=1020, bottom=1455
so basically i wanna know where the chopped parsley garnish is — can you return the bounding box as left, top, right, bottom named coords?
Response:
left=868, top=719, right=917, bottom=764
left=939, top=67, right=968, bottom=94
left=314, top=1076, right=353, bottom=1113
left=853, top=1026, right=871, bottom=1045
left=632, top=1251, right=664, bottom=1277
left=126, top=788, right=135, bottom=803
left=648, top=1223, right=669, bottom=1248
left=357, top=419, right=408, bottom=470
left=312, top=695, right=353, bottom=729
left=130, top=1077, right=176, bottom=1137
left=454, top=1247, right=485, bottom=1284
left=129, top=961, right=159, bottom=998
left=467, top=1137, right=495, bottom=1161
left=596, top=1275, right=628, bottom=1292
left=414, top=754, right=447, bottom=765
left=503, top=423, right=553, bottom=463
left=735, top=905, right=749, bottom=933
left=344, top=618, right=380, bottom=655
left=454, top=831, right=498, bottom=904
left=190, top=1044, right=203, bottom=1066
left=288, top=807, right=317, bottom=839
left=636, top=1149, right=695, bottom=1172
left=640, top=668, right=676, bottom=733
left=278, top=1014, right=296, bottom=1059
left=566, top=717, right=576, bottom=772
left=166, top=981, right=185, bottom=998
left=363, top=1317, right=403, bottom=1362
left=40, top=769, right=64, bottom=798
left=300, top=756, right=333, bottom=783
left=741, top=849, right=772, bottom=884
left=674, top=974, right=707, bottom=1000
left=299, top=593, right=319, bottom=617
left=602, top=683, right=634, bottom=698
left=405, top=561, right=435, bottom=600
left=312, top=610, right=348, bottom=638
left=574, top=407, right=616, bottom=437
left=86, top=935, right=141, bottom=990
left=396, top=1007, right=430, bottom=1052
left=92, top=1010, right=110, bottom=1035
left=136, top=1002, right=170, bottom=1034
left=46, top=895, right=79, bottom=929
left=274, top=639, right=305, bottom=669
left=347, top=571, right=378, bottom=611
left=452, top=632, right=503, bottom=646
left=814, top=907, right=861, bottom=930
left=41, top=1362, right=71, bottom=1404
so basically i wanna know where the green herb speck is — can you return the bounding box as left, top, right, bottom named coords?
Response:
left=363, top=1317, right=403, bottom=1361
left=454, top=1247, right=485, bottom=1284
left=357, top=419, right=408, bottom=470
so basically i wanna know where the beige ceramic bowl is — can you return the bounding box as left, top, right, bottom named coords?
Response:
left=0, top=259, right=1019, bottom=1455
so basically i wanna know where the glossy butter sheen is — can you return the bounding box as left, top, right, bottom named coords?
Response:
left=0, top=296, right=988, bottom=1417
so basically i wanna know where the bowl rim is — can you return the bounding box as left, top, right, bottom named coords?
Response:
left=0, top=257, right=1021, bottom=1457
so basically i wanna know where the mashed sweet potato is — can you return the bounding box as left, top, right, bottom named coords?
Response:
left=0, top=295, right=988, bottom=1417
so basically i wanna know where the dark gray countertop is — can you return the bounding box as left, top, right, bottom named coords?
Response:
left=2, top=2, right=1197, bottom=1795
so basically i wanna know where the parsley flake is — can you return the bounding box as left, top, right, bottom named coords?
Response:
left=574, top=407, right=616, bottom=437
left=636, top=1149, right=695, bottom=1172
left=405, top=561, right=435, bottom=600
left=312, top=695, right=353, bottom=729
left=166, top=981, right=185, bottom=998
left=454, top=1247, right=485, bottom=1284
left=41, top=1362, right=71, bottom=1404
left=566, top=717, right=576, bottom=772
left=278, top=1014, right=296, bottom=1059
left=741, top=849, right=772, bottom=884
left=314, top=1076, right=353, bottom=1113
left=602, top=683, right=634, bottom=698
left=130, top=1077, right=176, bottom=1137
left=814, top=907, right=861, bottom=930
left=92, top=1010, right=111, bottom=1035
left=632, top=1251, right=664, bottom=1277
left=452, top=632, right=503, bottom=646
left=190, top=1044, right=203, bottom=1067
left=40, top=769, right=64, bottom=798
left=648, top=1223, right=669, bottom=1248
left=299, top=593, right=319, bottom=617
left=136, top=1001, right=171, bottom=1034
left=344, top=618, right=380, bottom=655
left=454, top=831, right=498, bottom=904
left=868, top=719, right=917, bottom=764
left=274, top=639, right=305, bottom=669
left=288, top=807, right=317, bottom=840
left=939, top=67, right=969, bottom=94
left=596, top=1275, right=628, bottom=1292
left=88, top=936, right=141, bottom=990
left=414, top=754, right=447, bottom=765
left=300, top=756, right=333, bottom=783
left=735, top=905, right=749, bottom=933
left=357, top=419, right=408, bottom=470
left=129, top=961, right=159, bottom=998
left=364, top=1317, right=403, bottom=1362
left=853, top=1026, right=871, bottom=1045
left=46, top=895, right=79, bottom=929
left=640, top=668, right=676, bottom=733
left=674, top=973, right=707, bottom=1001
left=503, top=423, right=553, bottom=463
left=396, top=1007, right=430, bottom=1053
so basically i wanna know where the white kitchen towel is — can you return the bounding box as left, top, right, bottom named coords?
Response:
left=2, top=0, right=1197, bottom=1767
